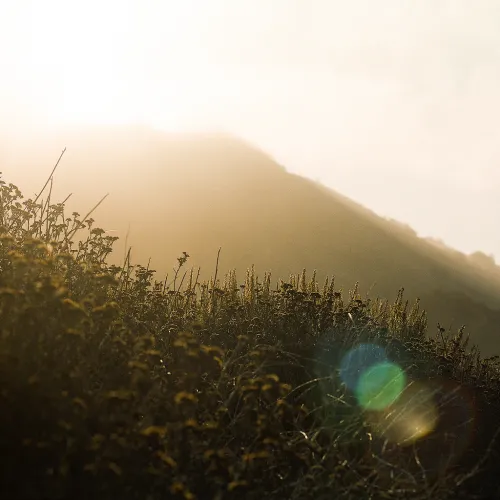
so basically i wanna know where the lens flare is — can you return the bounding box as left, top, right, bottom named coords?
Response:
left=339, top=343, right=388, bottom=391
left=365, top=381, right=439, bottom=446
left=356, top=361, right=406, bottom=410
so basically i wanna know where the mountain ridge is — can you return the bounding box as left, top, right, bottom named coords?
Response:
left=3, top=125, right=500, bottom=355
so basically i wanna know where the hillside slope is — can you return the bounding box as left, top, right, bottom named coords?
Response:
left=3, top=124, right=500, bottom=356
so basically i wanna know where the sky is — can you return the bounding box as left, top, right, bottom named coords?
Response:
left=1, top=0, right=500, bottom=261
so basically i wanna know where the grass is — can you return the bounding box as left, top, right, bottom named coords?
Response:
left=1, top=164, right=500, bottom=499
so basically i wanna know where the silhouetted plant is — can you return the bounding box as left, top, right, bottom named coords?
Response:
left=1, top=170, right=500, bottom=499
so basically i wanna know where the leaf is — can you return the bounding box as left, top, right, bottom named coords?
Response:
left=141, top=426, right=167, bottom=438
left=157, top=451, right=177, bottom=468
left=108, top=462, right=122, bottom=476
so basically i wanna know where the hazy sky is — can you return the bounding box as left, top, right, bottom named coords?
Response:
left=1, top=0, right=500, bottom=261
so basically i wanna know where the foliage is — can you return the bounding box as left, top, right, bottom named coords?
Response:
left=1, top=172, right=500, bottom=499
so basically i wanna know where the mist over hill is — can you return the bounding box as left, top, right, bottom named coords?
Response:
left=3, top=124, right=500, bottom=356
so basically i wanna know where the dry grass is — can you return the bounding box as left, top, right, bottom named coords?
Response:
left=1, top=166, right=500, bottom=499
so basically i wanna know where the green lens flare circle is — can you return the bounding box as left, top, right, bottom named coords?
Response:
left=356, top=361, right=406, bottom=411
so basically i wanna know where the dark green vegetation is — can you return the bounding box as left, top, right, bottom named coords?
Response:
left=2, top=154, right=500, bottom=499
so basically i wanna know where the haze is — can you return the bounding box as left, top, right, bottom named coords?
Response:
left=1, top=0, right=499, bottom=262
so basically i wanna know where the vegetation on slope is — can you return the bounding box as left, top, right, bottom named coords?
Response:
left=2, top=168, right=500, bottom=500
left=5, top=126, right=500, bottom=356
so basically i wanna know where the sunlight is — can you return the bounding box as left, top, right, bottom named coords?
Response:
left=7, top=0, right=221, bottom=130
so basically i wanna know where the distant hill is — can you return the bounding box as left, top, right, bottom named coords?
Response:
left=3, top=124, right=500, bottom=356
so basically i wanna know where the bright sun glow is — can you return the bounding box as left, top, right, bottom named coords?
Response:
left=1, top=0, right=500, bottom=261
left=3, top=0, right=229, bottom=131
